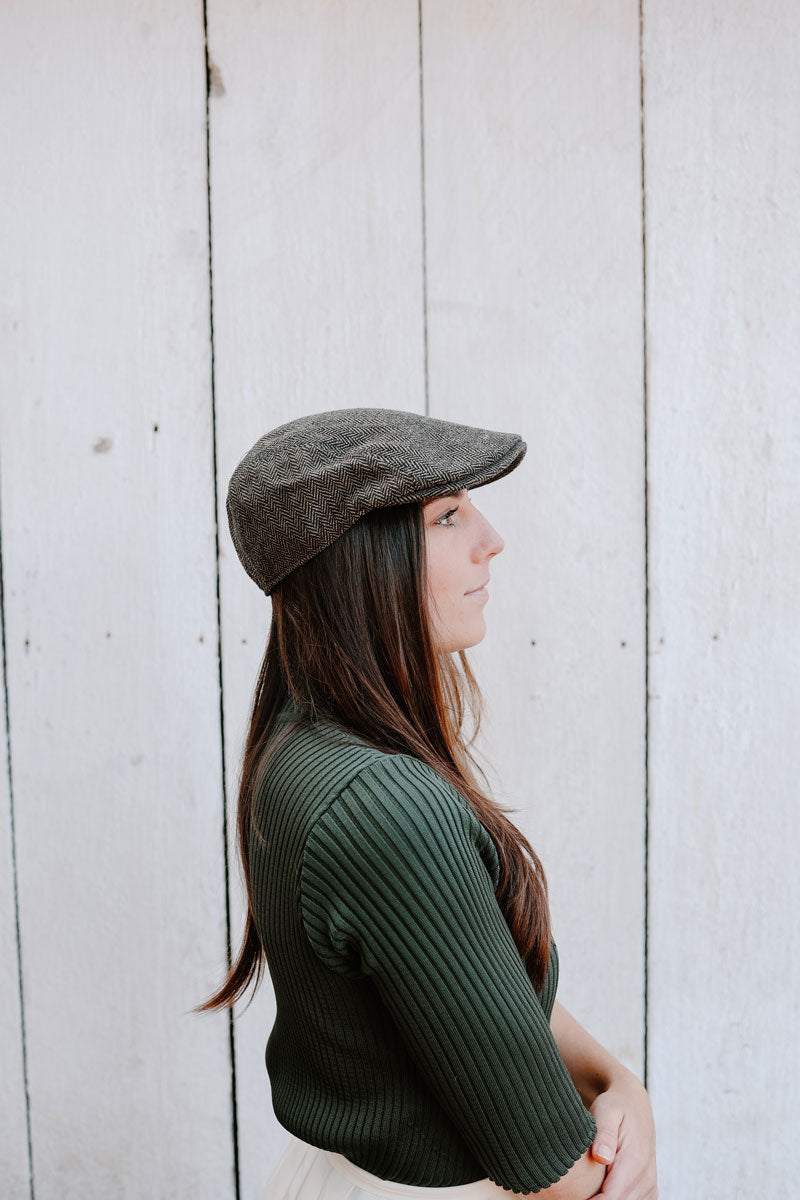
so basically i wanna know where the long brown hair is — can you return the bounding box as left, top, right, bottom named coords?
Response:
left=194, top=496, right=552, bottom=1014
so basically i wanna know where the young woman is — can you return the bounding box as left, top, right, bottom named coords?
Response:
left=195, top=408, right=658, bottom=1200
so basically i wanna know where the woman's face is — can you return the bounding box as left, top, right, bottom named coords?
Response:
left=423, top=488, right=505, bottom=653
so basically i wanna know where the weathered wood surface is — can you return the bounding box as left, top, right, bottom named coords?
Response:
left=0, top=3, right=234, bottom=1197
left=643, top=2, right=800, bottom=1195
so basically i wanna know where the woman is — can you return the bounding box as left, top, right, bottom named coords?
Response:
left=195, top=407, right=658, bottom=1199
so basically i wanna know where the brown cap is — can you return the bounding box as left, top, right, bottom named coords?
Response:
left=226, top=406, right=526, bottom=595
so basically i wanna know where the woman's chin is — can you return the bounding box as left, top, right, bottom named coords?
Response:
left=449, top=618, right=488, bottom=653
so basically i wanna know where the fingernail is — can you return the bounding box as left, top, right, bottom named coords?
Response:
left=596, top=1144, right=612, bottom=1160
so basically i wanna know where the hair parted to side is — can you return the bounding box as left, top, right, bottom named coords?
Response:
left=193, top=497, right=552, bottom=1015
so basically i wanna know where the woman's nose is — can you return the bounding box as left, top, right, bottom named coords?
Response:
left=480, top=521, right=504, bottom=558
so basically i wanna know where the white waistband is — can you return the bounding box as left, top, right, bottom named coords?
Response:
left=319, top=1145, right=508, bottom=1199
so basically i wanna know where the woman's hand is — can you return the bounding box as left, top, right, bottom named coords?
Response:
left=585, top=1070, right=658, bottom=1199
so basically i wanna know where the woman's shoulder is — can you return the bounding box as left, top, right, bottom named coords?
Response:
left=307, top=747, right=502, bottom=889
left=271, top=700, right=447, bottom=792
left=267, top=702, right=493, bottom=860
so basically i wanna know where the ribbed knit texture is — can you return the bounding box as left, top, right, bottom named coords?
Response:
left=249, top=703, right=597, bottom=1195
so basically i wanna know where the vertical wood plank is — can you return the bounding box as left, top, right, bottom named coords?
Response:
left=422, top=1, right=646, bottom=1075
left=0, top=5, right=234, bottom=1197
left=0, top=617, right=28, bottom=1196
left=643, top=3, right=800, bottom=1194
left=205, top=2, right=424, bottom=1194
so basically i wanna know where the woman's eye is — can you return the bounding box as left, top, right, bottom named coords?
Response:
left=435, top=507, right=458, bottom=527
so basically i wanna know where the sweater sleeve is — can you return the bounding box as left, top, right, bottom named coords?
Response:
left=298, top=752, right=597, bottom=1195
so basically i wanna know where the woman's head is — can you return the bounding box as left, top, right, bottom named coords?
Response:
left=225, top=404, right=525, bottom=598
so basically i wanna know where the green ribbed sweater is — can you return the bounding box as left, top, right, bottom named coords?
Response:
left=248, top=701, right=597, bottom=1195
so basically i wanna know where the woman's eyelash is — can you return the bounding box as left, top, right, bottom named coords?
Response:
left=435, top=507, right=458, bottom=527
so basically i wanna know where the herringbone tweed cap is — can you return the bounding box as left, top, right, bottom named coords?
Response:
left=226, top=406, right=526, bottom=595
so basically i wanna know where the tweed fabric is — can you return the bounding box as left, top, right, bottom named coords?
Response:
left=226, top=406, right=526, bottom=595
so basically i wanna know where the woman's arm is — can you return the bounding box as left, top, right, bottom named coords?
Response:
left=550, top=999, right=639, bottom=1109
left=549, top=1000, right=659, bottom=1199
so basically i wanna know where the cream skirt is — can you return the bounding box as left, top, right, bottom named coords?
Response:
left=259, top=1133, right=516, bottom=1199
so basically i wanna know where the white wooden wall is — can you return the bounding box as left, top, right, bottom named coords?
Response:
left=1, top=3, right=797, bottom=1198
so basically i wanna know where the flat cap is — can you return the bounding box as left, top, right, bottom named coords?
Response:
left=226, top=406, right=526, bottom=595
